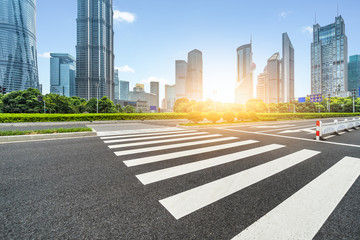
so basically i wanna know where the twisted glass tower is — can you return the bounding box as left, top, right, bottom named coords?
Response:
left=76, top=0, right=114, bottom=101
left=0, top=0, right=39, bottom=92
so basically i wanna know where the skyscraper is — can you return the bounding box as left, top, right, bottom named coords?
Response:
left=311, top=16, right=348, bottom=97
left=256, top=71, right=266, bottom=103
left=281, top=33, right=295, bottom=102
left=150, top=81, right=159, bottom=110
left=165, top=84, right=176, bottom=112
left=266, top=53, right=281, bottom=104
left=348, top=55, right=360, bottom=97
left=50, top=53, right=76, bottom=97
left=114, top=69, right=119, bottom=100
left=235, top=44, right=254, bottom=104
left=175, top=60, right=187, bottom=99
left=0, top=0, right=39, bottom=92
left=76, top=0, right=115, bottom=101
left=186, top=50, right=203, bottom=101
left=120, top=80, right=129, bottom=100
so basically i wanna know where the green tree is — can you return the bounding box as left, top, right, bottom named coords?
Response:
left=115, top=104, right=123, bottom=113
left=86, top=98, right=98, bottom=113
left=98, top=96, right=116, bottom=113
left=1, top=88, right=42, bottom=113
left=44, top=93, right=72, bottom=113
left=173, top=98, right=190, bottom=112
left=69, top=96, right=86, bottom=113
left=124, top=105, right=136, bottom=113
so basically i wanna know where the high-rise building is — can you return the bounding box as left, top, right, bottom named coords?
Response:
left=150, top=81, right=159, bottom=109
left=164, top=84, right=176, bottom=111
left=266, top=53, right=281, bottom=104
left=76, top=0, right=115, bottom=101
left=114, top=69, right=119, bottom=100
left=186, top=50, right=203, bottom=101
left=175, top=60, right=187, bottom=99
left=235, top=44, right=254, bottom=104
left=50, top=53, right=76, bottom=97
left=120, top=80, right=129, bottom=100
left=129, top=84, right=157, bottom=111
left=256, top=72, right=266, bottom=103
left=281, top=33, right=295, bottom=102
left=311, top=16, right=348, bottom=97
left=0, top=0, right=39, bottom=92
left=348, top=55, right=360, bottom=97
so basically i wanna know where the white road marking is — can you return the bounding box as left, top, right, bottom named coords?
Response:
left=104, top=132, right=207, bottom=144
left=278, top=128, right=316, bottom=134
left=124, top=140, right=259, bottom=167
left=108, top=134, right=222, bottom=149
left=323, top=135, right=336, bottom=140
left=159, top=149, right=320, bottom=220
left=259, top=124, right=315, bottom=133
left=339, top=132, right=346, bottom=135
left=97, top=127, right=182, bottom=137
left=232, top=156, right=360, bottom=240
left=114, top=137, right=238, bottom=156
left=136, top=144, right=284, bottom=185
left=100, top=130, right=196, bottom=140
left=251, top=125, right=294, bottom=129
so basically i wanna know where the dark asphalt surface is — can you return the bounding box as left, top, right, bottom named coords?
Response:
left=1, top=120, right=360, bottom=239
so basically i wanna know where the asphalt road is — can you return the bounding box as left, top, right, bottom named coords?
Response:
left=1, top=119, right=360, bottom=239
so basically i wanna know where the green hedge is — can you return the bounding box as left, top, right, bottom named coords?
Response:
left=0, top=127, right=92, bottom=136
left=0, top=113, right=188, bottom=123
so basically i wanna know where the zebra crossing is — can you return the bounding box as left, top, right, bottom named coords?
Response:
left=98, top=127, right=360, bottom=239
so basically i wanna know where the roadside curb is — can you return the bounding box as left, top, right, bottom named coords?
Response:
left=0, top=131, right=97, bottom=143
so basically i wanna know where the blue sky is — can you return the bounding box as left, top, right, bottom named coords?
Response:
left=37, top=0, right=360, bottom=102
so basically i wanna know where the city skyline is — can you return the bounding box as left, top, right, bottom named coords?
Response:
left=35, top=0, right=360, bottom=103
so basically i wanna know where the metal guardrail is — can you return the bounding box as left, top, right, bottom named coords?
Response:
left=316, top=118, right=360, bottom=140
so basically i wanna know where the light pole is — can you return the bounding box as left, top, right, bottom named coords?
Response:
left=95, top=83, right=100, bottom=114
left=352, top=89, right=356, bottom=113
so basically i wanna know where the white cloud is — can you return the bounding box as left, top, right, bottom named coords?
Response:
left=116, top=65, right=135, bottom=73
left=301, top=26, right=313, bottom=34
left=114, top=10, right=136, bottom=23
left=279, top=11, right=291, bottom=19
left=141, top=76, right=170, bottom=85
left=38, top=52, right=51, bottom=58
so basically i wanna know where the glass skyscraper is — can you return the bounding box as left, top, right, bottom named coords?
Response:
left=150, top=81, right=159, bottom=110
left=186, top=49, right=203, bottom=101
left=0, top=0, right=39, bottom=93
left=120, top=80, right=129, bottom=101
left=235, top=44, right=253, bottom=104
left=281, top=33, right=295, bottom=102
left=175, top=60, right=187, bottom=99
left=348, top=55, right=360, bottom=97
left=311, top=16, right=348, bottom=97
left=114, top=69, right=119, bottom=100
left=50, top=53, right=76, bottom=97
left=76, top=0, right=114, bottom=101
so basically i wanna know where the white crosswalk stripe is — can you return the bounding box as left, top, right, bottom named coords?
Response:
left=124, top=140, right=259, bottom=167
left=232, top=156, right=360, bottom=240
left=104, top=132, right=208, bottom=144
left=100, top=130, right=197, bottom=140
left=136, top=144, right=285, bottom=185
left=159, top=149, right=321, bottom=219
left=113, top=137, right=238, bottom=156
left=97, top=127, right=183, bottom=137
left=108, top=134, right=222, bottom=149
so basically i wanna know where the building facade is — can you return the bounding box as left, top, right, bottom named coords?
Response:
left=235, top=44, right=253, bottom=104
left=119, top=80, right=129, bottom=100
left=128, top=84, right=157, bottom=111
left=348, top=55, right=360, bottom=97
left=281, top=33, right=295, bottom=102
left=186, top=49, right=203, bottom=101
left=50, top=53, right=76, bottom=97
left=76, top=0, right=115, bottom=101
left=150, top=81, right=159, bottom=110
left=175, top=60, right=187, bottom=99
left=164, top=84, right=176, bottom=111
left=256, top=72, right=266, bottom=103
left=311, top=16, right=348, bottom=97
left=114, top=69, right=119, bottom=100
left=0, top=0, right=39, bottom=92
left=266, top=53, right=281, bottom=104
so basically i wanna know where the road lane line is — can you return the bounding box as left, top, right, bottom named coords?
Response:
left=137, top=144, right=284, bottom=185
left=100, top=130, right=196, bottom=140
left=258, top=124, right=315, bottom=133
left=232, top=156, right=360, bottom=240
left=104, top=132, right=206, bottom=144
left=124, top=140, right=259, bottom=167
left=108, top=134, right=222, bottom=149
left=97, top=127, right=182, bottom=136
left=114, top=137, right=238, bottom=156
left=159, top=149, right=320, bottom=220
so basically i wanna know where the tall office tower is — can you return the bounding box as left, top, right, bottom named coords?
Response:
left=50, top=53, right=76, bottom=97
left=186, top=49, right=203, bottom=101
left=76, top=0, right=114, bottom=101
left=265, top=53, right=281, bottom=104
left=281, top=33, right=294, bottom=102
left=175, top=60, right=187, bottom=99
left=119, top=80, right=129, bottom=100
left=114, top=69, right=119, bottom=100
left=348, top=55, right=360, bottom=97
left=150, top=81, right=159, bottom=110
left=235, top=44, right=254, bottom=104
left=165, top=84, right=176, bottom=111
left=256, top=71, right=266, bottom=103
left=0, top=0, right=39, bottom=92
left=311, top=16, right=348, bottom=97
